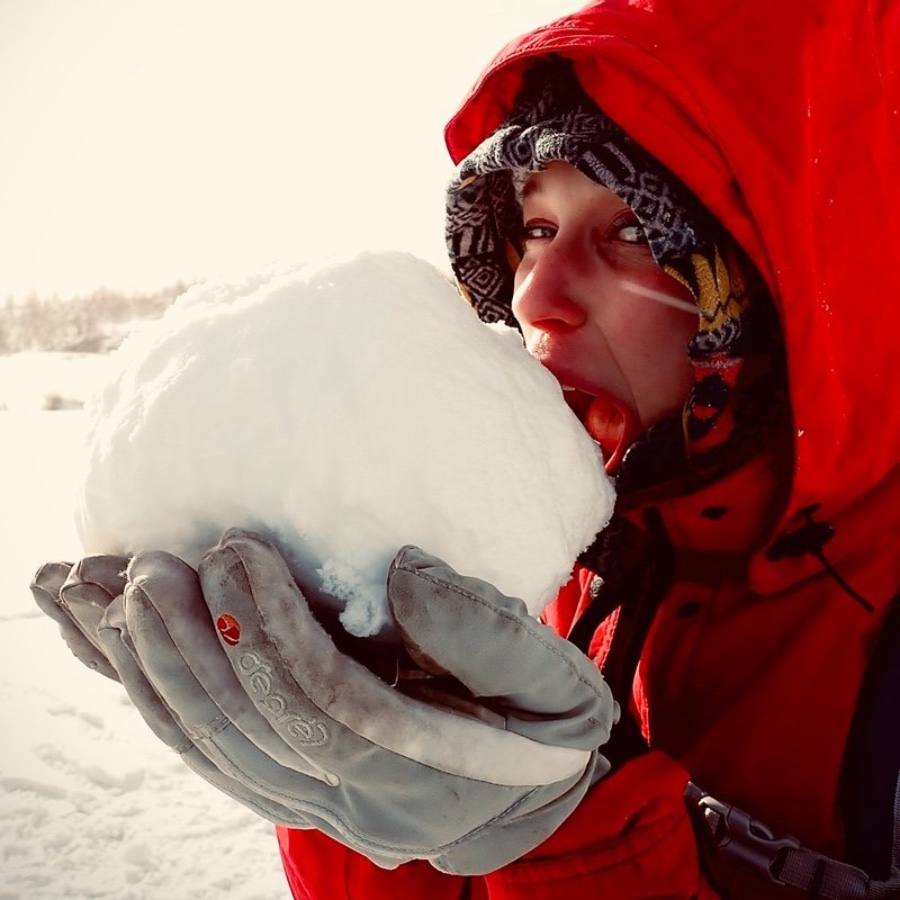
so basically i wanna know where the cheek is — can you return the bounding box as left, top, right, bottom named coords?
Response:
left=628, top=266, right=696, bottom=336
left=638, top=264, right=696, bottom=309
left=588, top=280, right=694, bottom=357
left=615, top=270, right=697, bottom=422
left=629, top=301, right=696, bottom=363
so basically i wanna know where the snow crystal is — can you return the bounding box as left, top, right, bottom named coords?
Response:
left=75, top=251, right=615, bottom=637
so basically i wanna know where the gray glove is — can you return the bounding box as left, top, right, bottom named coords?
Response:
left=31, top=529, right=618, bottom=875
left=30, top=554, right=125, bottom=681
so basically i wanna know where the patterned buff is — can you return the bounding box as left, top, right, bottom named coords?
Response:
left=445, top=56, right=787, bottom=495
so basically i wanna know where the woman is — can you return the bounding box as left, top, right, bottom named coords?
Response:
left=276, top=2, right=899, bottom=896
left=34, top=1, right=899, bottom=897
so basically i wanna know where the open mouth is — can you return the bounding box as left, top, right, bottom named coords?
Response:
left=560, top=384, right=635, bottom=473
left=560, top=385, right=596, bottom=425
left=543, top=360, right=637, bottom=470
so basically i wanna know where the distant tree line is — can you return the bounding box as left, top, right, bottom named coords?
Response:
left=0, top=283, right=191, bottom=354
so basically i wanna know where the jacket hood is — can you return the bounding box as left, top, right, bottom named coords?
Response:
left=444, top=0, right=900, bottom=579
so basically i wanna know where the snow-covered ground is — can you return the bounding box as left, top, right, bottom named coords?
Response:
left=0, top=360, right=290, bottom=899
left=0, top=352, right=113, bottom=412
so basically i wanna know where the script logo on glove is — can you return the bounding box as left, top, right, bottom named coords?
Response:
left=237, top=650, right=329, bottom=745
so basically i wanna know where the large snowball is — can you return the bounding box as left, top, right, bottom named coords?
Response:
left=76, top=252, right=615, bottom=636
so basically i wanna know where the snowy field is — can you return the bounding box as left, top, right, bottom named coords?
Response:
left=0, top=356, right=290, bottom=899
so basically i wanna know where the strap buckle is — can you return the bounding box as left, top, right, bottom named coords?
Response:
left=685, top=782, right=800, bottom=884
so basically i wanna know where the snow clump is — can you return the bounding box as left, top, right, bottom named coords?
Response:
left=75, top=252, right=615, bottom=636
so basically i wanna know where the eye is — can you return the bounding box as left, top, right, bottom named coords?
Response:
left=613, top=215, right=649, bottom=245
left=520, top=220, right=557, bottom=243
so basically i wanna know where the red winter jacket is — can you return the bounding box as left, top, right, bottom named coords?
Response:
left=277, top=1, right=900, bottom=897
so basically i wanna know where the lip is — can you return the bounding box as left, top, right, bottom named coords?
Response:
left=537, top=360, right=602, bottom=402
left=537, top=361, right=602, bottom=419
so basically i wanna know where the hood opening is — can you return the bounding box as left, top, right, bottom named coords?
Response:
left=445, top=55, right=791, bottom=506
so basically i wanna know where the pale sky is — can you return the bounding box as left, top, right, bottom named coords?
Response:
left=0, top=0, right=569, bottom=300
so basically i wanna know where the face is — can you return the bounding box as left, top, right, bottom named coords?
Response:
left=512, top=161, right=697, bottom=432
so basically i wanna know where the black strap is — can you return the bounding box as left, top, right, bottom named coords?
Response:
left=568, top=515, right=635, bottom=653
left=566, top=572, right=622, bottom=655
left=567, top=508, right=674, bottom=765
left=686, top=782, right=900, bottom=898
left=839, top=591, right=900, bottom=879
left=599, top=508, right=674, bottom=703
left=568, top=510, right=673, bottom=664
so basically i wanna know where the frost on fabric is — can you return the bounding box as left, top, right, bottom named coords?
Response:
left=75, top=251, right=616, bottom=637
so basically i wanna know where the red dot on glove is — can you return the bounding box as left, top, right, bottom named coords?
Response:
left=216, top=614, right=241, bottom=646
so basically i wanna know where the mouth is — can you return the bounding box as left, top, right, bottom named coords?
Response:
left=556, top=380, right=637, bottom=474
left=536, top=360, right=599, bottom=415
left=537, top=360, right=637, bottom=470
left=560, top=385, right=597, bottom=424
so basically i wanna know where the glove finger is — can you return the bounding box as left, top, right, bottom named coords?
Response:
left=177, top=743, right=314, bottom=830
left=96, top=592, right=318, bottom=825
left=60, top=555, right=129, bottom=649
left=31, top=561, right=120, bottom=681
left=30, top=561, right=73, bottom=624
left=124, top=549, right=338, bottom=789
left=200, top=529, right=592, bottom=789
left=97, top=593, right=200, bottom=751
left=62, top=555, right=129, bottom=603
left=387, top=546, right=618, bottom=751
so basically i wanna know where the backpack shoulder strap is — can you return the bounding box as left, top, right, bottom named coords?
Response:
left=685, top=782, right=900, bottom=898
left=839, top=591, right=900, bottom=880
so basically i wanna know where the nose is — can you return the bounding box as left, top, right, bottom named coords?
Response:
left=511, top=242, right=589, bottom=334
